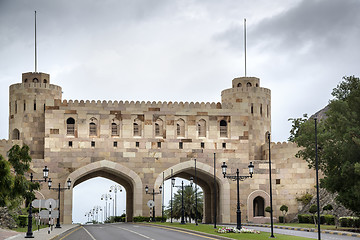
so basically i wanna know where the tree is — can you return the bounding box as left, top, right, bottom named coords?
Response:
left=289, top=76, right=360, bottom=216
left=323, top=204, right=333, bottom=214
left=169, top=184, right=203, bottom=223
left=280, top=205, right=288, bottom=223
left=0, top=155, right=14, bottom=207
left=309, top=204, right=318, bottom=227
left=6, top=144, right=39, bottom=208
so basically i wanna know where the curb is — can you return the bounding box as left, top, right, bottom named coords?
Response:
left=243, top=223, right=360, bottom=238
left=137, top=223, right=234, bottom=240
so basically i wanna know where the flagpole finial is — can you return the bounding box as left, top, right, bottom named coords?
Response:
left=34, top=10, right=37, bottom=73
left=244, top=18, right=247, bottom=77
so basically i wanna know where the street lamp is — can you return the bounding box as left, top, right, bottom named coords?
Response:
left=170, top=169, right=174, bottom=223
left=221, top=161, right=254, bottom=230
left=194, top=158, right=198, bottom=225
left=145, top=185, right=162, bottom=222
left=93, top=206, right=102, bottom=223
left=172, top=179, right=192, bottom=224
left=47, top=178, right=71, bottom=228
left=267, top=133, right=275, bottom=238
left=101, top=194, right=112, bottom=221
left=25, top=166, right=49, bottom=238
left=315, top=118, right=321, bottom=240
left=109, top=185, right=122, bottom=216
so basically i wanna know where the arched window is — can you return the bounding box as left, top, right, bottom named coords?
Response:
left=12, top=129, right=20, bottom=140
left=43, top=79, right=48, bottom=83
left=237, top=83, right=242, bottom=87
left=154, top=119, right=164, bottom=137
left=176, top=118, right=185, bottom=137
left=133, top=118, right=142, bottom=137
left=33, top=78, right=39, bottom=83
left=24, top=78, right=28, bottom=83
left=247, top=82, right=252, bottom=87
left=89, top=118, right=98, bottom=136
left=220, top=120, right=228, bottom=137
left=111, top=123, right=119, bottom=136
left=253, top=196, right=265, bottom=217
left=67, top=118, right=75, bottom=135
left=197, top=119, right=206, bottom=137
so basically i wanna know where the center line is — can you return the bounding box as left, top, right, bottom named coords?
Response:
left=115, top=226, right=155, bottom=240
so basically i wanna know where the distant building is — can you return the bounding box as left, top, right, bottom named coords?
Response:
left=0, top=71, right=315, bottom=224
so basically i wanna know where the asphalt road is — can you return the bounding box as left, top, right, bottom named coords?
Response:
left=248, top=226, right=360, bottom=240
left=54, top=223, right=220, bottom=240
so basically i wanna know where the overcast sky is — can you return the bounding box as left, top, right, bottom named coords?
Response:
left=1, top=0, right=360, bottom=223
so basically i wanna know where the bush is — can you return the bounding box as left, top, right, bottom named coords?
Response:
left=339, top=217, right=360, bottom=228
left=279, top=216, right=284, bottom=223
left=323, top=215, right=335, bottom=225
left=133, top=216, right=151, bottom=222
left=17, top=215, right=28, bottom=227
left=265, top=206, right=272, bottom=213
left=296, top=193, right=313, bottom=205
left=298, top=214, right=313, bottom=223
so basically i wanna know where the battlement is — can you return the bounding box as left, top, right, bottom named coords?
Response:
left=10, top=83, right=62, bottom=91
left=221, top=85, right=271, bottom=96
left=61, top=99, right=232, bottom=110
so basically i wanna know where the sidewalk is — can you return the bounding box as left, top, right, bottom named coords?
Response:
left=4, top=225, right=79, bottom=240
left=242, top=223, right=360, bottom=238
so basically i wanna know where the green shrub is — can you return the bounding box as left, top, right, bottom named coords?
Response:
left=340, top=217, right=360, bottom=228
left=296, top=193, right=313, bottom=205
left=133, top=216, right=151, bottom=222
left=265, top=206, right=272, bottom=213
left=17, top=215, right=28, bottom=227
left=323, top=215, right=335, bottom=225
left=298, top=214, right=313, bottom=223
left=279, top=216, right=284, bottom=223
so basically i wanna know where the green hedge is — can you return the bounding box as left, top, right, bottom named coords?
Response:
left=17, top=215, right=28, bottom=227
left=339, top=217, right=360, bottom=228
left=133, top=216, right=166, bottom=222
left=279, top=216, right=284, bottom=223
left=298, top=214, right=335, bottom=225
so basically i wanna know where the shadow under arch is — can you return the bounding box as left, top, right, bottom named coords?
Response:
left=247, top=190, right=270, bottom=223
left=63, top=160, right=143, bottom=224
left=154, top=159, right=231, bottom=223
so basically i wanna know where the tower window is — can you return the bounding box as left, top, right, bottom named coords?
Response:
left=133, top=118, right=142, bottom=137
left=237, top=83, right=242, bottom=87
left=68, top=141, right=73, bottom=147
left=136, top=142, right=139, bottom=148
left=113, top=141, right=118, bottom=147
left=89, top=122, right=97, bottom=136
left=197, top=119, right=206, bottom=138
left=12, top=129, right=20, bottom=140
left=157, top=142, right=161, bottom=148
left=111, top=122, right=119, bottom=136
left=176, top=118, right=185, bottom=137
left=23, top=100, right=26, bottom=112
left=247, top=82, right=252, bottom=87
left=251, top=103, right=254, bottom=115
left=91, top=141, right=95, bottom=147
left=15, top=101, right=17, bottom=114
left=66, top=118, right=75, bottom=135
left=260, top=104, right=262, bottom=116
left=34, top=100, right=36, bottom=111
left=220, top=120, right=228, bottom=138
left=179, top=142, right=183, bottom=149
left=222, top=143, right=226, bottom=149
left=201, top=142, right=205, bottom=149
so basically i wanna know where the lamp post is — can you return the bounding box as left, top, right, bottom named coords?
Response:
left=170, top=169, right=173, bottom=223
left=93, top=206, right=102, bottom=223
left=109, top=185, right=122, bottom=217
left=47, top=178, right=71, bottom=228
left=172, top=179, right=191, bottom=224
left=162, top=172, right=165, bottom=222
left=213, top=153, right=217, bottom=228
left=25, top=166, right=49, bottom=238
left=194, top=158, right=198, bottom=226
left=101, top=194, right=112, bottom=221
left=268, top=132, right=275, bottom=238
left=145, top=185, right=162, bottom=222
left=315, top=118, right=321, bottom=240
left=221, top=161, right=254, bottom=230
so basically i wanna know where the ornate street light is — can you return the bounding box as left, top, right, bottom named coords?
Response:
left=267, top=133, right=275, bottom=238
left=315, top=118, right=321, bottom=240
left=172, top=179, right=192, bottom=224
left=221, top=161, right=254, bottom=230
left=48, top=178, right=71, bottom=228
left=170, top=169, right=174, bottom=223
left=109, top=185, right=122, bottom=216
left=101, top=194, right=112, bottom=221
left=145, top=185, right=162, bottom=222
left=25, top=166, right=49, bottom=238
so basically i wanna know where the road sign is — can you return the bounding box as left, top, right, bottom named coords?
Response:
left=39, top=210, right=59, bottom=219
left=147, top=200, right=154, bottom=208
left=45, top=199, right=57, bottom=210
left=32, top=199, right=43, bottom=208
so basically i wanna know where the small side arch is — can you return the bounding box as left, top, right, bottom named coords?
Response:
left=12, top=128, right=20, bottom=140
left=247, top=190, right=270, bottom=223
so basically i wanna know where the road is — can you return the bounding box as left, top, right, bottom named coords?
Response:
left=54, top=223, right=220, bottom=240
left=248, top=226, right=360, bottom=240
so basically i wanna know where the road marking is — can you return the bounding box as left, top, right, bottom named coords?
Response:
left=82, top=226, right=97, bottom=240
left=115, top=226, right=155, bottom=240
left=139, top=224, right=220, bottom=240
left=58, top=226, right=82, bottom=240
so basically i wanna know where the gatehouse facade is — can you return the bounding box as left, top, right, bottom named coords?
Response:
left=0, top=71, right=316, bottom=224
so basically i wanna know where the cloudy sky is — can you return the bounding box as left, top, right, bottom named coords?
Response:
left=1, top=0, right=360, bottom=222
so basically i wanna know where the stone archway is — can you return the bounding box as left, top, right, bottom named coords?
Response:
left=247, top=190, right=270, bottom=223
left=153, top=159, right=231, bottom=223
left=63, top=160, right=142, bottom=224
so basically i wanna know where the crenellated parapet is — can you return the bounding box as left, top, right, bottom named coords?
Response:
left=61, top=99, right=229, bottom=110
left=0, top=139, right=23, bottom=158
left=261, top=141, right=300, bottom=161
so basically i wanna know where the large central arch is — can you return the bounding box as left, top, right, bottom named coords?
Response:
left=63, top=160, right=143, bottom=224
left=154, top=159, right=231, bottom=223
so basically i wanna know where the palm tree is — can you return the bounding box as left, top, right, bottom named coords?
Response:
left=168, top=184, right=203, bottom=223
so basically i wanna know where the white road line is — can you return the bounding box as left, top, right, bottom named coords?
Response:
left=82, top=226, right=97, bottom=240
left=115, top=226, right=155, bottom=240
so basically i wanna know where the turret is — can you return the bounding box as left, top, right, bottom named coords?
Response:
left=9, top=72, right=62, bottom=159
left=221, top=77, right=271, bottom=160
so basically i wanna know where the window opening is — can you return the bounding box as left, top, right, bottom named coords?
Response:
left=89, top=122, right=97, bottom=136
left=253, top=196, right=265, bottom=217
left=24, top=100, right=26, bottom=112
left=220, top=120, right=228, bottom=137
left=201, top=142, right=205, bottom=149
left=12, top=129, right=20, bottom=140
left=136, top=142, right=140, bottom=148
left=111, top=123, right=119, bottom=136
left=222, top=142, right=226, bottom=149
left=67, top=118, right=75, bottom=135
left=69, top=141, right=73, bottom=147
left=157, top=142, right=161, bottom=148
left=179, top=142, right=183, bottom=149
left=113, top=141, right=118, bottom=147
left=91, top=141, right=95, bottom=147
left=198, top=119, right=206, bottom=137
